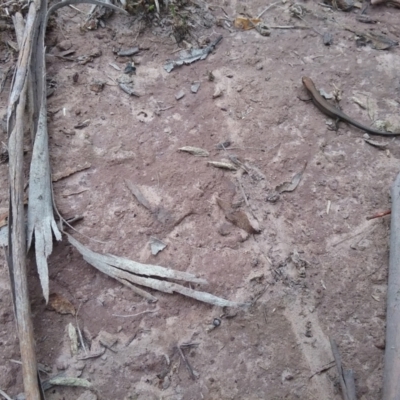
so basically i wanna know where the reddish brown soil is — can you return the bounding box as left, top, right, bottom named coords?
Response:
left=1, top=1, right=400, bottom=399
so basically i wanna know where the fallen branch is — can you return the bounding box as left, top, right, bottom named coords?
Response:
left=6, top=0, right=44, bottom=397
left=67, top=234, right=245, bottom=308
left=383, top=172, right=400, bottom=399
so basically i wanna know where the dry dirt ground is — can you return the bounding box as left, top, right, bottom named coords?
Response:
left=1, top=0, right=400, bottom=399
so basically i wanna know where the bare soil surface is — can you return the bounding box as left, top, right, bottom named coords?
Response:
left=1, top=1, right=400, bottom=399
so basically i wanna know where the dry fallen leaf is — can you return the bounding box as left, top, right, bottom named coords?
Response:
left=125, top=179, right=152, bottom=210
left=234, top=16, right=261, bottom=30
left=217, top=198, right=260, bottom=234
left=48, top=293, right=76, bottom=315
left=276, top=163, right=307, bottom=194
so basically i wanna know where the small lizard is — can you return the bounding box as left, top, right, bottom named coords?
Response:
left=302, top=76, right=400, bottom=137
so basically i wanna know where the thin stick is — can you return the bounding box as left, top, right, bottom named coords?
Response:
left=177, top=345, right=196, bottom=380
left=75, top=304, right=87, bottom=355
left=112, top=310, right=158, bottom=318
left=330, top=338, right=357, bottom=400
left=366, top=209, right=391, bottom=220
left=0, top=389, right=13, bottom=400
left=238, top=180, right=249, bottom=207
left=309, top=360, right=335, bottom=379
left=257, top=1, right=279, bottom=18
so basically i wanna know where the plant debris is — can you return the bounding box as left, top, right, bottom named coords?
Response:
left=234, top=16, right=261, bottom=30
left=276, top=163, right=307, bottom=194
left=125, top=179, right=152, bottom=210
left=179, top=146, right=209, bottom=157
left=164, top=35, right=223, bottom=73
left=217, top=198, right=260, bottom=234
left=208, top=161, right=237, bottom=170
left=68, top=234, right=245, bottom=307
left=48, top=293, right=76, bottom=315
left=150, top=237, right=167, bottom=255
left=52, top=162, right=92, bottom=182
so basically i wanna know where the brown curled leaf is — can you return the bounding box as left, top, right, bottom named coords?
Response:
left=48, top=293, right=76, bottom=315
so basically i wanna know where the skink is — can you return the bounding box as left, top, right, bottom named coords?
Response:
left=302, top=76, right=400, bottom=137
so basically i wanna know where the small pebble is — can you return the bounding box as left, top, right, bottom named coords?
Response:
left=175, top=90, right=185, bottom=100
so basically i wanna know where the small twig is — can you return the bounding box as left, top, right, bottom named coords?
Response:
left=0, top=0, right=16, bottom=8
left=112, top=309, right=158, bottom=318
left=158, top=105, right=174, bottom=112
left=177, top=345, right=196, bottom=380
left=257, top=1, right=279, bottom=18
left=366, top=209, right=391, bottom=220
left=125, top=329, right=149, bottom=347
left=238, top=180, right=249, bottom=207
left=330, top=338, right=357, bottom=400
left=77, top=348, right=105, bottom=360
left=270, top=25, right=309, bottom=29
left=0, top=389, right=13, bottom=400
left=75, top=304, right=87, bottom=355
left=134, top=21, right=142, bottom=42
left=309, top=360, right=336, bottom=379
left=68, top=4, right=85, bottom=12
left=100, top=341, right=117, bottom=354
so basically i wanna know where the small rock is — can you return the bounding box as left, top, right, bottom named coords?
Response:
left=191, top=82, right=201, bottom=93
left=218, top=222, right=232, bottom=236
left=75, top=361, right=86, bottom=370
left=89, top=81, right=104, bottom=93
left=57, top=39, right=72, bottom=51
left=56, top=355, right=69, bottom=371
left=175, top=90, right=185, bottom=100
left=374, top=339, right=385, bottom=350
left=281, top=369, right=294, bottom=383
left=213, top=87, right=223, bottom=99
left=162, top=375, right=171, bottom=390
left=323, top=32, right=333, bottom=46
left=266, top=192, right=280, bottom=203
left=198, top=36, right=210, bottom=47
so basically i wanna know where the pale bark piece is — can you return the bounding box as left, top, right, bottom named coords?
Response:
left=150, top=237, right=167, bottom=255
left=383, top=172, right=400, bottom=399
left=179, top=146, right=209, bottom=157
left=68, top=234, right=245, bottom=307
left=27, top=101, right=62, bottom=303
left=208, top=161, right=237, bottom=171
left=46, top=377, right=92, bottom=389
left=6, top=2, right=43, bottom=397
left=164, top=36, right=223, bottom=73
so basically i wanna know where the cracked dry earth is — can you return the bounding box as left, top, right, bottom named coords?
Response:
left=1, top=0, right=400, bottom=399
